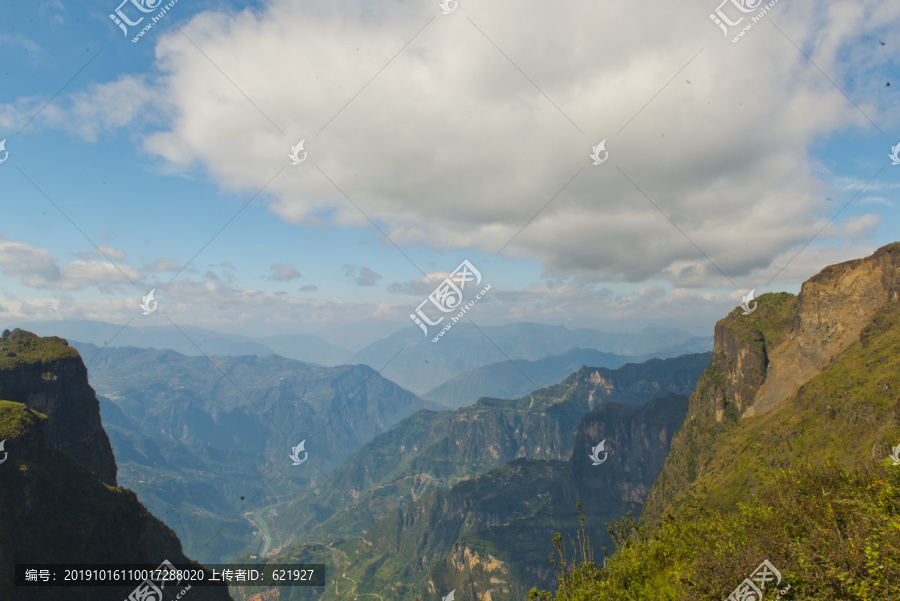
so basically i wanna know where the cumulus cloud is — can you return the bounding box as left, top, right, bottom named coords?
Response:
left=0, top=234, right=60, bottom=282
left=75, top=245, right=127, bottom=262
left=145, top=257, right=181, bottom=273
left=0, top=234, right=143, bottom=291
left=270, top=263, right=302, bottom=281
left=6, top=0, right=898, bottom=288
left=343, top=265, right=382, bottom=286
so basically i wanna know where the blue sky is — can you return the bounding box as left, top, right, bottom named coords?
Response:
left=0, top=0, right=898, bottom=350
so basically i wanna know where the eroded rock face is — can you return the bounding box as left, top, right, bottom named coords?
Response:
left=749, top=244, right=899, bottom=417
left=642, top=242, right=900, bottom=524
left=0, top=329, right=117, bottom=486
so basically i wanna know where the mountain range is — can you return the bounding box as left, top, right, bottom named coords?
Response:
left=239, top=353, right=710, bottom=600
left=70, top=342, right=439, bottom=563
left=13, top=318, right=709, bottom=395
left=10, top=244, right=897, bottom=599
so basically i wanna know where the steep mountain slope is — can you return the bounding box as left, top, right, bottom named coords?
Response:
left=534, top=242, right=900, bottom=600
left=251, top=393, right=689, bottom=601
left=0, top=329, right=117, bottom=485
left=644, top=242, right=900, bottom=524
left=102, top=420, right=265, bottom=563
left=269, top=353, right=709, bottom=551
left=349, top=322, right=707, bottom=394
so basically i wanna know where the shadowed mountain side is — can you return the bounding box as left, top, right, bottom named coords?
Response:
left=0, top=329, right=117, bottom=486
left=0, top=401, right=233, bottom=601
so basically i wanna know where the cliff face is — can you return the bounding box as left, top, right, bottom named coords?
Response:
left=0, top=401, right=233, bottom=601
left=643, top=242, right=900, bottom=523
left=0, top=329, right=117, bottom=486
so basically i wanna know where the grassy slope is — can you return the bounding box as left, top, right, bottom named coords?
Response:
left=531, top=287, right=900, bottom=600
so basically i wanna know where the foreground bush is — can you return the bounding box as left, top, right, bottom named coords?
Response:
left=529, top=462, right=900, bottom=601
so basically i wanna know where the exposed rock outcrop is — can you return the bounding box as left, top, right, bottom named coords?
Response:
left=0, top=329, right=117, bottom=485
left=643, top=242, right=900, bottom=523
left=0, top=400, right=233, bottom=601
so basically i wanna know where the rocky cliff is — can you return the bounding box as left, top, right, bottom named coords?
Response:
left=0, top=400, right=233, bottom=601
left=0, top=329, right=117, bottom=486
left=643, top=241, right=900, bottom=523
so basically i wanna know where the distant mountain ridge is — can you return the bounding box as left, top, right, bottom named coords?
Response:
left=423, top=344, right=713, bottom=409
left=10, top=320, right=709, bottom=397
left=349, top=322, right=709, bottom=394
left=11, top=320, right=352, bottom=366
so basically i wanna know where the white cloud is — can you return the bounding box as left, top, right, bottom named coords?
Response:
left=0, top=234, right=142, bottom=292
left=271, top=263, right=301, bottom=281
left=0, top=234, right=60, bottom=281
left=76, top=245, right=128, bottom=262
left=145, top=257, right=181, bottom=273
left=6, top=0, right=899, bottom=288
left=342, top=265, right=383, bottom=286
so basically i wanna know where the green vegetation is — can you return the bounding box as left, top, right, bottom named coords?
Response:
left=530, top=245, right=900, bottom=600
left=0, top=399, right=47, bottom=439
left=530, top=463, right=900, bottom=601
left=0, top=329, right=79, bottom=369
left=726, top=291, right=797, bottom=351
